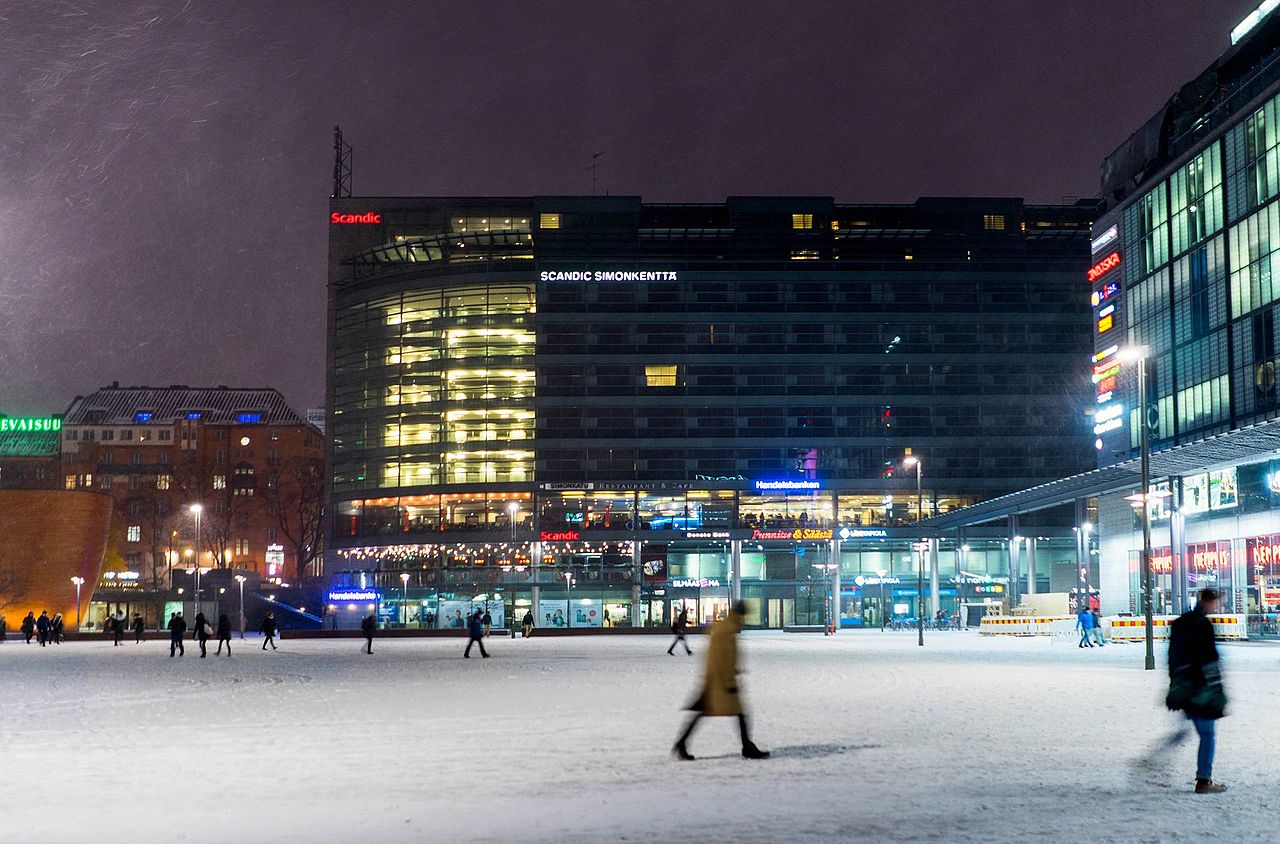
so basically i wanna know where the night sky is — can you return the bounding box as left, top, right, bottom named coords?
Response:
left=0, top=0, right=1261, bottom=415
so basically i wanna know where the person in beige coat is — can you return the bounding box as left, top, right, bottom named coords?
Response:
left=672, top=603, right=769, bottom=760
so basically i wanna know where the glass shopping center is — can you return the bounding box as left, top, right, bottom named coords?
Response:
left=325, top=194, right=1095, bottom=628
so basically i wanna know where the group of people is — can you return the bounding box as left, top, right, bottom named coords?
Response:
left=18, top=611, right=65, bottom=646
left=1076, top=605, right=1106, bottom=647
left=165, top=610, right=277, bottom=657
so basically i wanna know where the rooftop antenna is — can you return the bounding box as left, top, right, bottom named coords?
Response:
left=588, top=152, right=604, bottom=196
left=332, top=126, right=353, bottom=198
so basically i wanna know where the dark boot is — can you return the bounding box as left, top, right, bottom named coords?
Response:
left=1195, top=779, right=1227, bottom=794
left=672, top=740, right=695, bottom=761
left=742, top=742, right=770, bottom=760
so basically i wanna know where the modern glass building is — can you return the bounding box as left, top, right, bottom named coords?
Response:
left=921, top=4, right=1280, bottom=634
left=326, top=194, right=1094, bottom=629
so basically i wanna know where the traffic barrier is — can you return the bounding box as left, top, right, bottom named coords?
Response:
left=978, top=616, right=1074, bottom=636
left=1103, top=614, right=1247, bottom=641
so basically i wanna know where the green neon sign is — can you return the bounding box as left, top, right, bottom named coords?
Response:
left=0, top=417, right=62, bottom=433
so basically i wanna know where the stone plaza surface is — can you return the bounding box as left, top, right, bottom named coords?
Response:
left=1, top=630, right=1275, bottom=842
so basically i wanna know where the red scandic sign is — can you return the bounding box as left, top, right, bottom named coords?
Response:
left=330, top=211, right=383, bottom=224
left=1087, top=251, right=1122, bottom=283
left=540, top=530, right=579, bottom=542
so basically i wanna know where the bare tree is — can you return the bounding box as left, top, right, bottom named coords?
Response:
left=261, top=454, right=325, bottom=584
left=0, top=552, right=28, bottom=616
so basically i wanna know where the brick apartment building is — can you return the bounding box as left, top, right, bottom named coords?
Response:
left=61, top=385, right=324, bottom=592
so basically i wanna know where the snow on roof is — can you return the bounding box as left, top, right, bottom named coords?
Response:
left=62, top=385, right=307, bottom=427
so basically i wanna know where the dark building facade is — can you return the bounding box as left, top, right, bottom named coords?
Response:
left=326, top=195, right=1095, bottom=630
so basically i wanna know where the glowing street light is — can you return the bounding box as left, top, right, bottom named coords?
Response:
left=188, top=503, right=203, bottom=616
left=70, top=576, right=85, bottom=630
left=400, top=572, right=411, bottom=626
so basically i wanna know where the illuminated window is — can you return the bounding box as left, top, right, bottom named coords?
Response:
left=65, top=475, right=75, bottom=490
left=791, top=213, right=814, bottom=230
left=213, top=474, right=226, bottom=490
left=126, top=525, right=141, bottom=543
left=156, top=474, right=171, bottom=490
left=645, top=365, right=679, bottom=387
left=790, top=250, right=820, bottom=260
left=539, top=213, right=561, bottom=229
left=983, top=214, right=1005, bottom=230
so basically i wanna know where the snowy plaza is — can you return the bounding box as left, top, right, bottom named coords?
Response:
left=2, top=631, right=1277, bottom=842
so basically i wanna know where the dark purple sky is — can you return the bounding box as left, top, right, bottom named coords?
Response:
left=1, top=0, right=1261, bottom=415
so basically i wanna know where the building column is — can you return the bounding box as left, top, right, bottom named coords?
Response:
left=928, top=538, right=940, bottom=616
left=631, top=540, right=642, bottom=627
left=731, top=540, right=742, bottom=603
left=1169, top=478, right=1187, bottom=615
left=1026, top=537, right=1037, bottom=596
left=830, top=539, right=841, bottom=634
left=531, top=540, right=542, bottom=615
left=1008, top=515, right=1020, bottom=610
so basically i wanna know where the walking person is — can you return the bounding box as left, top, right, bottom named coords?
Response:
left=464, top=609, right=489, bottom=658
left=521, top=609, right=534, bottom=639
left=215, top=613, right=232, bottom=657
left=112, top=610, right=125, bottom=646
left=1090, top=607, right=1106, bottom=647
left=51, top=614, right=64, bottom=644
left=35, top=611, right=50, bottom=647
left=672, top=603, right=769, bottom=761
left=167, top=612, right=187, bottom=657
left=1166, top=588, right=1229, bottom=793
left=194, top=611, right=211, bottom=658
left=260, top=612, right=278, bottom=650
left=132, top=613, right=145, bottom=644
left=361, top=613, right=376, bottom=654
left=482, top=609, right=493, bottom=638
left=21, top=612, right=35, bottom=644
left=1076, top=604, right=1095, bottom=648
left=667, top=608, right=693, bottom=655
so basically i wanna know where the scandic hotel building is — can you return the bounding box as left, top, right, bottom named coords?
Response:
left=326, top=195, right=1095, bottom=630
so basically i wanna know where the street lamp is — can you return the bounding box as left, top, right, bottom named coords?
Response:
left=507, top=502, right=519, bottom=542
left=563, top=571, right=573, bottom=628
left=903, top=457, right=924, bottom=647
left=400, top=572, right=411, bottom=627
left=70, top=576, right=84, bottom=630
left=234, top=575, right=247, bottom=638
left=1120, top=345, right=1156, bottom=671
left=188, top=503, right=203, bottom=617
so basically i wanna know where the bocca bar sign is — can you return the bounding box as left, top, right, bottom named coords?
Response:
left=330, top=211, right=383, bottom=224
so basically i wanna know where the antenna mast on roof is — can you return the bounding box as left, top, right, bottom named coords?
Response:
left=588, top=152, right=603, bottom=196
left=332, top=126, right=353, bottom=198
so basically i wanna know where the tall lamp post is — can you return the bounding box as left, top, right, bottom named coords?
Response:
left=876, top=568, right=888, bottom=631
left=400, top=572, right=411, bottom=627
left=1120, top=346, right=1156, bottom=671
left=188, top=503, right=203, bottom=617
left=903, top=456, right=924, bottom=647
left=234, top=575, right=247, bottom=639
left=70, top=576, right=85, bottom=631
left=507, top=502, right=519, bottom=542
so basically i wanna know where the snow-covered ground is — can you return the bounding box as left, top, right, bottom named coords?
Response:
left=1, top=630, right=1275, bottom=843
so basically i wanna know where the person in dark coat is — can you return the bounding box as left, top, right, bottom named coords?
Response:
left=215, top=613, right=232, bottom=657
left=673, top=604, right=768, bottom=760
left=35, top=611, right=50, bottom=647
left=21, top=612, right=35, bottom=644
left=112, top=610, right=125, bottom=646
left=167, top=612, right=187, bottom=657
left=464, top=609, right=489, bottom=658
left=132, top=613, right=145, bottom=643
left=1166, top=588, right=1228, bottom=793
left=361, top=613, right=376, bottom=654
left=51, top=614, right=64, bottom=644
left=521, top=610, right=534, bottom=639
left=482, top=609, right=493, bottom=637
left=259, top=612, right=278, bottom=650
left=193, top=612, right=211, bottom=658
left=667, top=608, right=693, bottom=655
